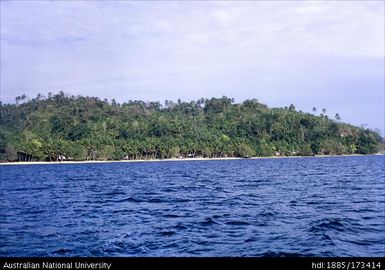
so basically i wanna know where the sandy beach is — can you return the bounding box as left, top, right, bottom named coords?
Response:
left=1, top=154, right=382, bottom=166
left=1, top=157, right=244, bottom=166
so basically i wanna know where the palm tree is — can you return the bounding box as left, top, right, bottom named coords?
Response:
left=322, top=108, right=327, bottom=114
left=335, top=113, right=341, bottom=121
left=312, top=107, right=317, bottom=113
left=15, top=96, right=21, bottom=105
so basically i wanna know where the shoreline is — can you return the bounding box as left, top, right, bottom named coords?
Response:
left=0, top=153, right=383, bottom=166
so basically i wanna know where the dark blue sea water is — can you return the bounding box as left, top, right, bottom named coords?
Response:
left=0, top=155, right=384, bottom=257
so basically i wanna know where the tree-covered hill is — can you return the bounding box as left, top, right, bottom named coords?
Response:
left=0, top=92, right=383, bottom=162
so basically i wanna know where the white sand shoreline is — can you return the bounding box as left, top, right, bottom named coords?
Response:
left=0, top=154, right=383, bottom=166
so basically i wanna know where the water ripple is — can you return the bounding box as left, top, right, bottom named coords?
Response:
left=0, top=155, right=384, bottom=256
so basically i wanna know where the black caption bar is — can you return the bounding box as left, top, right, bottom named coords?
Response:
left=0, top=257, right=384, bottom=270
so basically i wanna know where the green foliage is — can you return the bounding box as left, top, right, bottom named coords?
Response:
left=0, top=93, right=383, bottom=162
left=298, top=144, right=313, bottom=156
left=256, top=140, right=276, bottom=156
left=236, top=142, right=256, bottom=157
left=68, top=143, right=87, bottom=161
left=100, top=145, right=115, bottom=160
left=357, top=131, right=381, bottom=154
left=3, top=144, right=17, bottom=161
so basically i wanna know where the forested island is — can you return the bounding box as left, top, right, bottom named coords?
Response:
left=0, top=92, right=383, bottom=162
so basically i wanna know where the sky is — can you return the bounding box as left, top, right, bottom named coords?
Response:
left=1, top=1, right=384, bottom=134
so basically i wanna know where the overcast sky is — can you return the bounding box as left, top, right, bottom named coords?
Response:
left=1, top=1, right=384, bottom=134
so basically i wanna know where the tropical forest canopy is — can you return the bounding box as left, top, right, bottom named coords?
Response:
left=0, top=92, right=383, bottom=162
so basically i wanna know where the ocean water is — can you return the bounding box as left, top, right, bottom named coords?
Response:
left=0, top=155, right=384, bottom=257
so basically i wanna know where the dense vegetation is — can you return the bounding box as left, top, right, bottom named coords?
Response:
left=0, top=92, right=383, bottom=162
